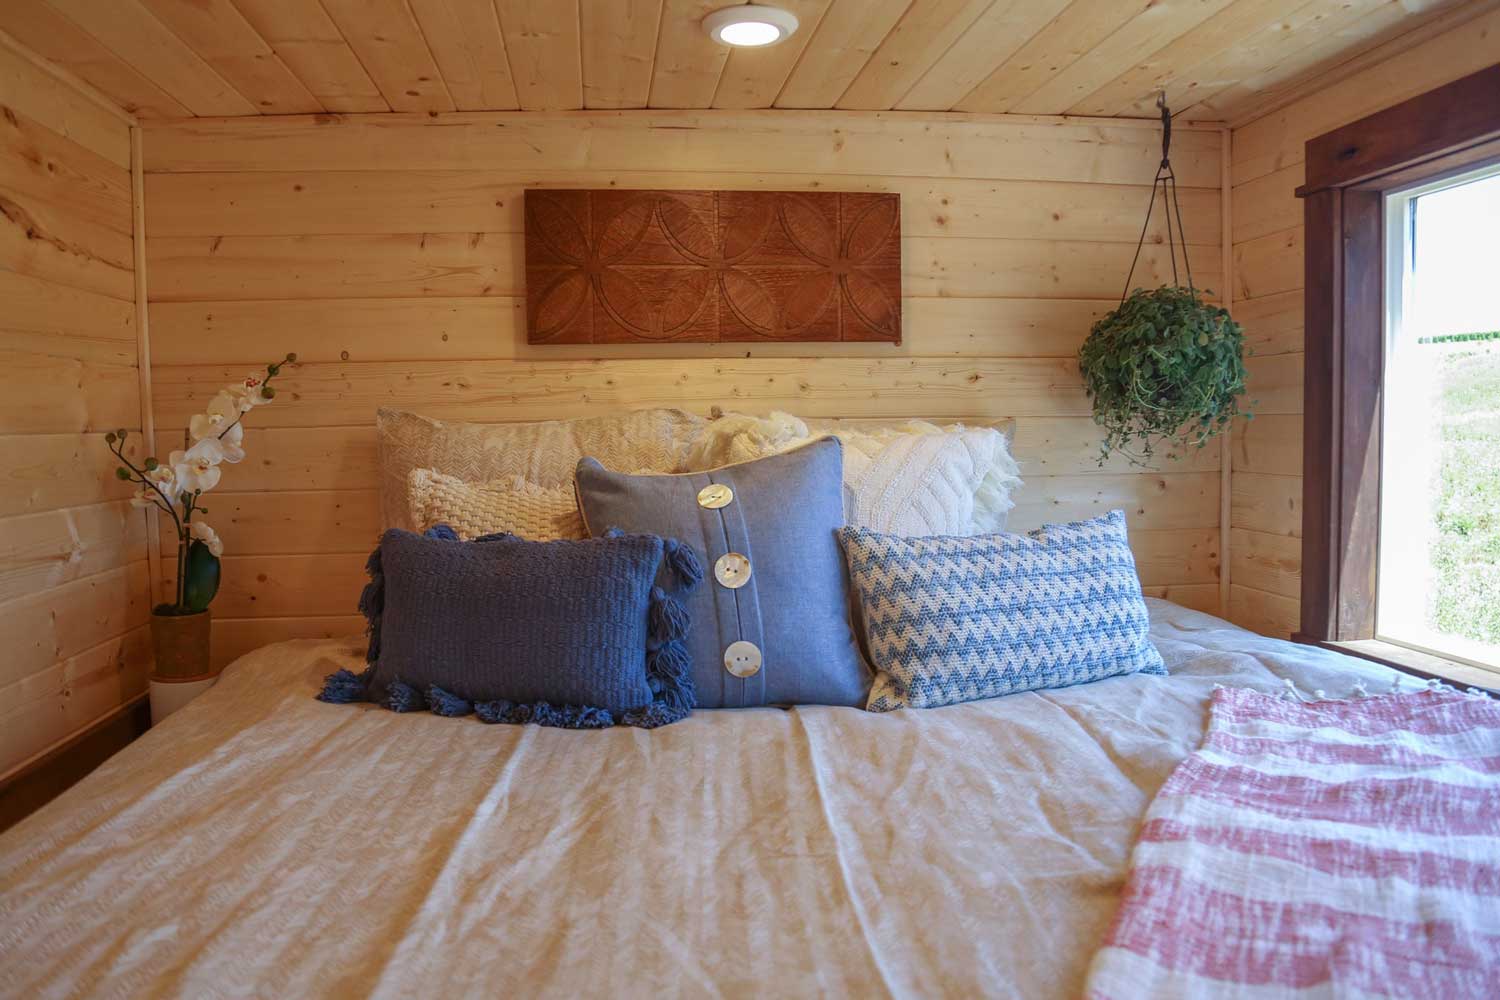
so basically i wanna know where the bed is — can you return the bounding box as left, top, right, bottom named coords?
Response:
left=0, top=599, right=1406, bottom=999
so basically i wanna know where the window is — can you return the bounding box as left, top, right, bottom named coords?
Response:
left=1297, top=62, right=1500, bottom=687
left=1378, top=165, right=1500, bottom=670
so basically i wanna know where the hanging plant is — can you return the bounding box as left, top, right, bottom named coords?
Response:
left=1079, top=96, right=1252, bottom=466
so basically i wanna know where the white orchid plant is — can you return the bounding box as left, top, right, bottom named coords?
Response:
left=108, top=354, right=296, bottom=616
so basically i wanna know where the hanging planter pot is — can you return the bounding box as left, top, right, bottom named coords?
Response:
left=1079, top=95, right=1253, bottom=466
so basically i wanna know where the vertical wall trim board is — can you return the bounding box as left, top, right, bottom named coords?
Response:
left=132, top=126, right=162, bottom=609
left=1220, top=126, right=1234, bottom=615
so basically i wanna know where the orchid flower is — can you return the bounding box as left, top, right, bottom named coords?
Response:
left=129, top=464, right=179, bottom=509
left=190, top=520, right=224, bottom=558
left=189, top=391, right=239, bottom=441
left=170, top=439, right=224, bottom=493
left=227, top=373, right=274, bottom=412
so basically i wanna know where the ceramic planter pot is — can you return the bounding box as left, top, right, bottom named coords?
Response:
left=150, top=608, right=212, bottom=681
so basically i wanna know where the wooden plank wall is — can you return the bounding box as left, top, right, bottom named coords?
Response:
left=0, top=38, right=150, bottom=779
left=1225, top=8, right=1500, bottom=638
left=140, top=110, right=1228, bottom=668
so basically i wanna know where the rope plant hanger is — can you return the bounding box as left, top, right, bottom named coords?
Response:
left=1078, top=94, right=1253, bottom=466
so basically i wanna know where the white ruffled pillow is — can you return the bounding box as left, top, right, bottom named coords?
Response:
left=682, top=412, right=1022, bottom=536
left=407, top=468, right=586, bottom=541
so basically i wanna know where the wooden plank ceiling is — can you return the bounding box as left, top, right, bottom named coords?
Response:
left=0, top=0, right=1489, bottom=124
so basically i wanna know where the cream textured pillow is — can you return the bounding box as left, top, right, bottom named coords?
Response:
left=407, top=469, right=586, bottom=541
left=681, top=412, right=1022, bottom=536
left=378, top=408, right=707, bottom=530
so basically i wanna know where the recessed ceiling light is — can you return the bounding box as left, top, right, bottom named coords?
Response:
left=703, top=5, right=799, bottom=48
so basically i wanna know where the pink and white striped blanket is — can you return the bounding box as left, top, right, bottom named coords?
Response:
left=1086, top=684, right=1500, bottom=999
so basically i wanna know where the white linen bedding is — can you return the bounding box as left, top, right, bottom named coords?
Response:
left=0, top=601, right=1405, bottom=1000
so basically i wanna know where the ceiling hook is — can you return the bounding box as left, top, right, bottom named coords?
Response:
left=1157, top=91, right=1172, bottom=167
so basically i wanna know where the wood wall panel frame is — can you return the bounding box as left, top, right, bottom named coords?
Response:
left=1295, top=63, right=1500, bottom=647
left=523, top=189, right=902, bottom=345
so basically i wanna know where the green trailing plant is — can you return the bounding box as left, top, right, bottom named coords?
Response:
left=1079, top=93, right=1253, bottom=466
left=1079, top=286, right=1251, bottom=465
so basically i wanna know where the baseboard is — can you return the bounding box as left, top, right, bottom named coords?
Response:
left=0, top=695, right=151, bottom=834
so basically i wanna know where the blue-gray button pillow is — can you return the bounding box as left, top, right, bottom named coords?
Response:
left=840, top=509, right=1166, bottom=711
left=317, top=525, right=702, bottom=728
left=574, top=437, right=870, bottom=709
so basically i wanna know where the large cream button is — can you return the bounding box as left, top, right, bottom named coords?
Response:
left=697, top=483, right=734, bottom=509
left=724, top=640, right=762, bottom=678
left=714, top=552, right=752, bottom=589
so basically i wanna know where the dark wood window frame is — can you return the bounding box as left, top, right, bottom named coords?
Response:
left=1295, top=63, right=1500, bottom=687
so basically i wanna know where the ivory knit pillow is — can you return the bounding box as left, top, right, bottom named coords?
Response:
left=407, top=469, right=585, bottom=541
left=681, top=411, right=1022, bottom=535
left=377, top=407, right=707, bottom=530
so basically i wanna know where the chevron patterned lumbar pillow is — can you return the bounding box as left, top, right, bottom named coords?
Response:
left=840, top=509, right=1166, bottom=711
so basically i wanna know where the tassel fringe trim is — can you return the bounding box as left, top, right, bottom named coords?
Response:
left=1210, top=675, right=1496, bottom=703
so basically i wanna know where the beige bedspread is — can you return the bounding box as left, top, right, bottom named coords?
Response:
left=0, top=601, right=1401, bottom=999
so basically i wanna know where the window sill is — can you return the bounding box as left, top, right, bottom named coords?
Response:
left=1312, top=638, right=1500, bottom=695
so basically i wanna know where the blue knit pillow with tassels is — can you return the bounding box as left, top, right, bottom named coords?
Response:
left=317, top=524, right=703, bottom=728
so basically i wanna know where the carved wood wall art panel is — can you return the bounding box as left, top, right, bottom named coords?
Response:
left=524, top=189, right=902, bottom=344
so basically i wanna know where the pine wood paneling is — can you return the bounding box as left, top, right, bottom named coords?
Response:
left=1006, top=0, right=1239, bottom=117
left=837, top=0, right=995, bottom=111
left=3, top=0, right=1484, bottom=121
left=41, top=0, right=257, bottom=117
left=0, top=432, right=141, bottom=519
left=1065, top=0, right=1301, bottom=117
left=138, top=113, right=1225, bottom=188
left=955, top=0, right=1172, bottom=114
left=895, top=0, right=1070, bottom=112
left=0, top=270, right=135, bottom=343
left=1234, top=226, right=1303, bottom=300
left=318, top=0, right=453, bottom=113
left=0, top=560, right=150, bottom=689
left=0, top=625, right=150, bottom=776
left=1244, top=352, right=1304, bottom=415
left=0, top=500, right=147, bottom=606
left=142, top=170, right=1221, bottom=244
left=1232, top=414, right=1303, bottom=477
left=409, top=0, right=520, bottom=112
left=230, top=0, right=388, bottom=113
left=0, top=0, right=191, bottom=120
left=143, top=111, right=1228, bottom=651
left=0, top=187, right=135, bottom=301
left=210, top=615, right=365, bottom=669
left=1228, top=584, right=1299, bottom=638
left=144, top=232, right=1219, bottom=304
left=0, top=42, right=147, bottom=779
left=145, top=295, right=1110, bottom=364
left=1007, top=473, right=1221, bottom=533
left=135, top=0, right=322, bottom=115
left=0, top=350, right=138, bottom=435
left=579, top=0, right=663, bottom=110
left=1229, top=526, right=1301, bottom=598
left=152, top=357, right=1099, bottom=429
left=496, top=0, right=583, bottom=111
left=1233, top=289, right=1302, bottom=357
left=777, top=0, right=912, bottom=109
left=160, top=490, right=381, bottom=557
left=0, top=103, right=132, bottom=236
left=647, top=0, right=731, bottom=109
left=1231, top=472, right=1301, bottom=537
